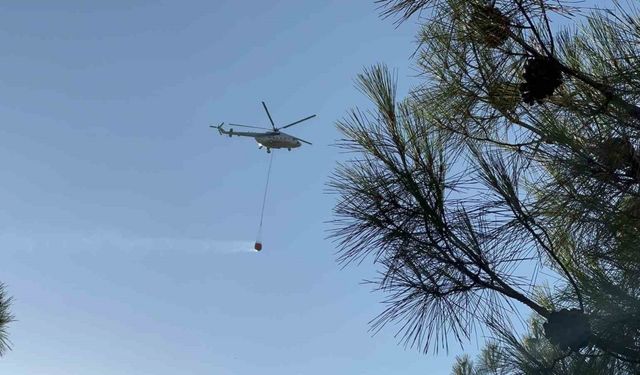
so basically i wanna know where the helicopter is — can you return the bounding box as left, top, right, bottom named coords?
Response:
left=211, top=101, right=315, bottom=153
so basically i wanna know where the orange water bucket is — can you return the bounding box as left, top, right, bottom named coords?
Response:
left=254, top=242, right=262, bottom=251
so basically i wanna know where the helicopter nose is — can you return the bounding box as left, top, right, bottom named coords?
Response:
left=296, top=140, right=301, bottom=146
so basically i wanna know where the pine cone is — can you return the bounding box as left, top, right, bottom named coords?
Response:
left=487, top=81, right=520, bottom=113
left=596, top=137, right=635, bottom=172
left=543, top=309, right=591, bottom=351
left=519, top=57, right=563, bottom=105
left=470, top=6, right=510, bottom=48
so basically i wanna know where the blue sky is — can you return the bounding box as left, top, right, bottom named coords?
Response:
left=0, top=1, right=487, bottom=374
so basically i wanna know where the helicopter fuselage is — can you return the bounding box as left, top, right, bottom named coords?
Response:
left=255, top=132, right=301, bottom=150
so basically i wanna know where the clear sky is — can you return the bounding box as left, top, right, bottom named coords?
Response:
left=0, top=1, right=481, bottom=374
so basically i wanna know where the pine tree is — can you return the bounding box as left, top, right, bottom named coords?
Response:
left=329, top=0, right=640, bottom=366
left=0, top=284, right=13, bottom=356
left=450, top=308, right=640, bottom=374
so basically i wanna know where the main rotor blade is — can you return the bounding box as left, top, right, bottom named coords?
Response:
left=293, top=136, right=312, bottom=145
left=228, top=123, right=270, bottom=130
left=262, top=101, right=276, bottom=130
left=279, top=114, right=316, bottom=130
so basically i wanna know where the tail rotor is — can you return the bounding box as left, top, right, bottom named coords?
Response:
left=209, top=122, right=225, bottom=135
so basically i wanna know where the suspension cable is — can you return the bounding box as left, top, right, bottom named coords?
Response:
left=256, top=152, right=274, bottom=243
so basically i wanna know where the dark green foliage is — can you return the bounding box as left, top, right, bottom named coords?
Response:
left=451, top=312, right=640, bottom=374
